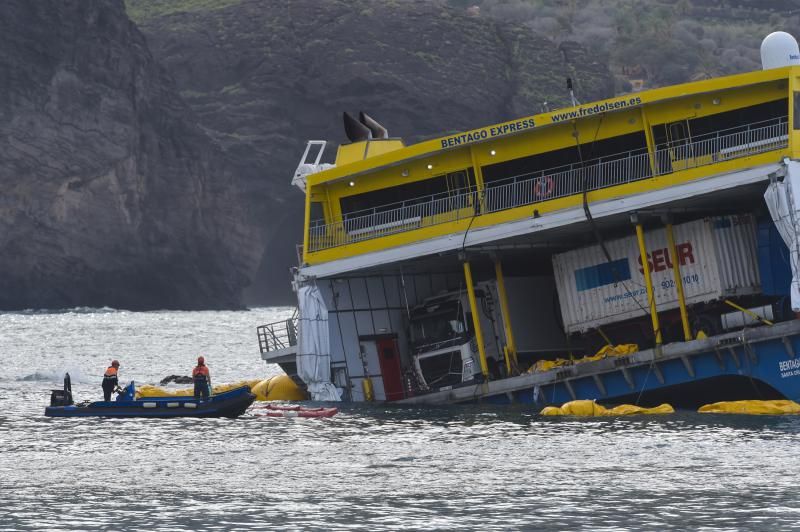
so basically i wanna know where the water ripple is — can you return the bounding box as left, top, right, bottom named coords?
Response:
left=2, top=310, right=800, bottom=530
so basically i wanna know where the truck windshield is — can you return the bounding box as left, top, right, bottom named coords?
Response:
left=410, top=301, right=468, bottom=347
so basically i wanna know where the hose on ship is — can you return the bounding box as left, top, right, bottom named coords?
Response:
left=572, top=114, right=662, bottom=405
left=571, top=116, right=661, bottom=344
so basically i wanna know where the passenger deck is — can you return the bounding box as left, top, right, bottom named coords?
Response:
left=297, top=66, right=800, bottom=277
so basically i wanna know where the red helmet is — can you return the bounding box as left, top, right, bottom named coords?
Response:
left=197, top=356, right=205, bottom=365
left=111, top=360, right=120, bottom=367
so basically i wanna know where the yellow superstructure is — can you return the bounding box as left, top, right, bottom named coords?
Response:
left=302, top=66, right=799, bottom=267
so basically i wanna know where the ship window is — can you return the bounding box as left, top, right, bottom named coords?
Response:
left=309, top=202, right=325, bottom=227
left=652, top=98, right=788, bottom=148
left=339, top=169, right=474, bottom=219
left=481, top=131, right=649, bottom=187
left=688, top=98, right=787, bottom=137
left=795, top=92, right=800, bottom=130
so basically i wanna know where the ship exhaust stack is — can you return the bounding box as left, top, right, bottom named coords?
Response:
left=760, top=31, right=800, bottom=70
left=359, top=111, right=389, bottom=139
left=343, top=111, right=372, bottom=142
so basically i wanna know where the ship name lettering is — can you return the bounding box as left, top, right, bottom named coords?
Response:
left=441, top=118, right=536, bottom=148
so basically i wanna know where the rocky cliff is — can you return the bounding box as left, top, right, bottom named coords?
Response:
left=127, top=0, right=615, bottom=304
left=0, top=0, right=261, bottom=309
left=0, top=0, right=615, bottom=310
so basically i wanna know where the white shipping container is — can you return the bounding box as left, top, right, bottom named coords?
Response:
left=552, top=215, right=761, bottom=334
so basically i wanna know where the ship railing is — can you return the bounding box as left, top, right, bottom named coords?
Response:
left=654, top=116, right=788, bottom=172
left=257, top=309, right=298, bottom=354
left=309, top=187, right=480, bottom=249
left=307, top=117, right=788, bottom=252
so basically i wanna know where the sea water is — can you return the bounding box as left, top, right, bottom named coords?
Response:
left=1, top=309, right=800, bottom=531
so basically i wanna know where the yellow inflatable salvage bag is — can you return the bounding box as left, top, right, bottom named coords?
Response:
left=136, top=375, right=307, bottom=402
left=527, top=344, right=639, bottom=374
left=698, top=400, right=800, bottom=415
left=541, top=400, right=674, bottom=416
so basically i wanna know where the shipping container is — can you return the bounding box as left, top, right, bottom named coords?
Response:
left=552, top=215, right=761, bottom=334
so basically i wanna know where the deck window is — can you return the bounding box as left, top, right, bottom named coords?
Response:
left=652, top=98, right=788, bottom=173
left=309, top=201, right=325, bottom=228
left=481, top=131, right=649, bottom=187
left=337, top=170, right=475, bottom=236
left=795, top=92, right=800, bottom=130
left=340, top=170, right=473, bottom=218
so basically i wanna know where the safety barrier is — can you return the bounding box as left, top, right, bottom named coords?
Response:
left=307, top=117, right=788, bottom=252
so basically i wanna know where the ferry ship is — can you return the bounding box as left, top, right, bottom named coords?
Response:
left=257, top=32, right=800, bottom=408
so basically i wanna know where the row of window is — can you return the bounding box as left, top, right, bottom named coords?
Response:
left=328, top=98, right=789, bottom=223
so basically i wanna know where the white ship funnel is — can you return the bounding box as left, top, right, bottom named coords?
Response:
left=761, top=31, right=800, bottom=70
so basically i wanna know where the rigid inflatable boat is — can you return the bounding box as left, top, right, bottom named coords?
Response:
left=45, top=374, right=255, bottom=418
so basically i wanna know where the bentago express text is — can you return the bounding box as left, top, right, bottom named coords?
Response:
left=438, top=96, right=643, bottom=149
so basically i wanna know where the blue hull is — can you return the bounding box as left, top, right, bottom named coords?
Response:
left=46, top=386, right=256, bottom=418
left=401, top=320, right=800, bottom=408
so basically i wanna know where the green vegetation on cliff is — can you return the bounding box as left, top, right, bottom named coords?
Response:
left=449, top=0, right=800, bottom=90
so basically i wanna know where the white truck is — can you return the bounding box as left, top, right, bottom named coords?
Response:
left=408, top=277, right=567, bottom=390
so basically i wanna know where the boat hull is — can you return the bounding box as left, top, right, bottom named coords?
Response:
left=45, top=386, right=256, bottom=418
left=399, top=320, right=800, bottom=408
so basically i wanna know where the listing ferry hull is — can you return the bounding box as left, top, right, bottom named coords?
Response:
left=398, top=320, right=800, bottom=407
left=258, top=32, right=800, bottom=409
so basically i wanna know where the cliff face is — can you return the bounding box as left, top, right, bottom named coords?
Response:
left=0, top=0, right=614, bottom=310
left=0, top=0, right=261, bottom=309
left=128, top=0, right=614, bottom=304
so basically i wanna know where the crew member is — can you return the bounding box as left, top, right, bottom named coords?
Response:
left=102, top=360, right=120, bottom=401
left=192, top=356, right=211, bottom=401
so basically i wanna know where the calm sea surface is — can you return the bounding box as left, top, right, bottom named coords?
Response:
left=2, top=308, right=800, bottom=531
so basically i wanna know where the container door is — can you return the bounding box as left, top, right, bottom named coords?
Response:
left=376, top=337, right=404, bottom=401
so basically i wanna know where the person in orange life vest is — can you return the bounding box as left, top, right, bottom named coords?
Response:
left=192, top=356, right=211, bottom=401
left=102, top=360, right=121, bottom=401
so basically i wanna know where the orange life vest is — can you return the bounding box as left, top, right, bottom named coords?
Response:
left=103, top=367, right=118, bottom=378
left=192, top=365, right=210, bottom=380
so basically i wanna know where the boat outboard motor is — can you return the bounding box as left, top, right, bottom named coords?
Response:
left=359, top=111, right=389, bottom=139
left=116, top=381, right=136, bottom=402
left=50, top=373, right=74, bottom=407
left=343, top=111, right=372, bottom=142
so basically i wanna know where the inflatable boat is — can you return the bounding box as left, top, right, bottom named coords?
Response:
left=45, top=374, right=255, bottom=418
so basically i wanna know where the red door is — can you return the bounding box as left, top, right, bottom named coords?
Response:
left=376, top=337, right=404, bottom=401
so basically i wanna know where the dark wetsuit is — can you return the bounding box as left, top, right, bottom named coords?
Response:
left=192, top=365, right=210, bottom=401
left=102, top=367, right=119, bottom=401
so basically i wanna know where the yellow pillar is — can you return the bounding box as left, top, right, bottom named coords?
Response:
left=493, top=257, right=518, bottom=373
left=789, top=68, right=800, bottom=159
left=640, top=107, right=658, bottom=176
left=635, top=222, right=662, bottom=346
left=463, top=260, right=490, bottom=378
left=665, top=222, right=692, bottom=341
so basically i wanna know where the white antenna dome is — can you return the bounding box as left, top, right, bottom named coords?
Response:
left=761, top=31, right=800, bottom=70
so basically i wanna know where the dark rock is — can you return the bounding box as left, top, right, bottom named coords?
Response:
left=127, top=0, right=615, bottom=304
left=0, top=0, right=263, bottom=310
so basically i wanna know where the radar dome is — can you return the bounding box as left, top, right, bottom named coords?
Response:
left=761, top=31, right=800, bottom=70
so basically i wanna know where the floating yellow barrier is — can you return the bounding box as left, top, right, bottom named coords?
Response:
left=136, top=375, right=307, bottom=402
left=698, top=400, right=800, bottom=415
left=263, top=374, right=307, bottom=401
left=528, top=344, right=639, bottom=374
left=541, top=399, right=674, bottom=416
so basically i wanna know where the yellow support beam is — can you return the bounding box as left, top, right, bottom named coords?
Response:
left=724, top=299, right=774, bottom=326
left=640, top=107, right=658, bottom=176
left=635, top=222, right=662, bottom=346
left=463, top=260, right=490, bottom=378
left=493, top=257, right=518, bottom=374
left=665, top=223, right=692, bottom=341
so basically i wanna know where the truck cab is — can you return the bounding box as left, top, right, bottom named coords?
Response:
left=409, top=282, right=504, bottom=390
